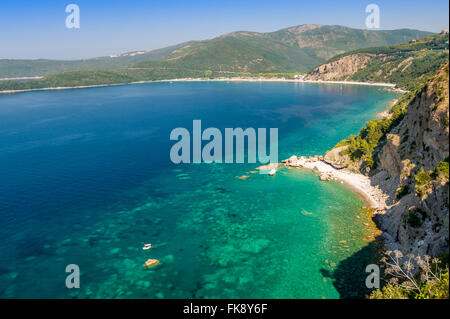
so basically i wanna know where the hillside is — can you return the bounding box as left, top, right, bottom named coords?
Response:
left=133, top=25, right=432, bottom=75
left=0, top=25, right=432, bottom=80
left=0, top=41, right=195, bottom=79
left=268, top=25, right=433, bottom=60
left=325, top=62, right=449, bottom=257
left=304, top=33, right=449, bottom=90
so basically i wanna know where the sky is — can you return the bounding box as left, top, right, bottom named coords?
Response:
left=0, top=0, right=449, bottom=60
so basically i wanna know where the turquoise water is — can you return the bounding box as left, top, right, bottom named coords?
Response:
left=0, top=82, right=398, bottom=298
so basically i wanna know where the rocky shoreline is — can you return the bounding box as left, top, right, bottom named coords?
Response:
left=282, top=155, right=388, bottom=209
left=282, top=154, right=404, bottom=251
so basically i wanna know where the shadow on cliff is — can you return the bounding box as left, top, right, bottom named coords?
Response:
left=320, top=238, right=383, bottom=299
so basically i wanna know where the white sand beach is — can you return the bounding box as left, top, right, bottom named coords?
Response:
left=283, top=155, right=388, bottom=209
left=0, top=77, right=403, bottom=95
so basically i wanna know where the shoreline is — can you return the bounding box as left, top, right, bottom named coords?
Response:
left=282, top=155, right=388, bottom=210
left=281, top=155, right=403, bottom=254
left=0, top=77, right=404, bottom=95
left=0, top=76, right=44, bottom=81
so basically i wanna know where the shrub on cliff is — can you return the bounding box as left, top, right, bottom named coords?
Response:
left=396, top=184, right=410, bottom=199
left=369, top=284, right=409, bottom=299
left=434, top=158, right=449, bottom=180
left=414, top=167, right=433, bottom=196
left=369, top=251, right=449, bottom=299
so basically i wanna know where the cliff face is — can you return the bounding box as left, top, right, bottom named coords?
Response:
left=305, top=53, right=377, bottom=81
left=325, top=63, right=449, bottom=256
left=303, top=33, right=449, bottom=90
left=371, top=63, right=449, bottom=256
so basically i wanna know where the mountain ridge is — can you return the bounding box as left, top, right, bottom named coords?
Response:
left=0, top=24, right=433, bottom=78
left=133, top=25, right=433, bottom=74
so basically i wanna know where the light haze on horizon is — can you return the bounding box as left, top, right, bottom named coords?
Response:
left=0, top=0, right=449, bottom=60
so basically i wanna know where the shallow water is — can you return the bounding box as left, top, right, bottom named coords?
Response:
left=0, top=82, right=398, bottom=298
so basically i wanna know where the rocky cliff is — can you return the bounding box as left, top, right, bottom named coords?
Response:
left=303, top=33, right=449, bottom=90
left=373, top=63, right=449, bottom=256
left=327, top=63, right=449, bottom=256
left=305, top=53, right=377, bottom=81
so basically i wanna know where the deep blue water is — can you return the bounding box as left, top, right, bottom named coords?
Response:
left=0, top=82, right=398, bottom=298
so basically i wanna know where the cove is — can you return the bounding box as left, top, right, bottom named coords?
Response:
left=0, top=81, right=400, bottom=298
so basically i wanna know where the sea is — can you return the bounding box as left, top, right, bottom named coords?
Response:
left=0, top=81, right=399, bottom=298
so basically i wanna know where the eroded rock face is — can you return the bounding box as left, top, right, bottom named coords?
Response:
left=323, top=145, right=365, bottom=173
left=378, top=134, right=402, bottom=178
left=304, top=53, right=376, bottom=81
left=324, top=146, right=351, bottom=169
left=372, top=64, right=449, bottom=256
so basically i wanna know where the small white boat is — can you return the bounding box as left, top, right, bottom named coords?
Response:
left=142, top=244, right=152, bottom=250
left=268, top=168, right=277, bottom=176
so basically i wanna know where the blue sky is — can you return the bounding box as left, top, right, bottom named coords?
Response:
left=0, top=0, right=448, bottom=59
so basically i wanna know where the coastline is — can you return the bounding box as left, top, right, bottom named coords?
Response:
left=282, top=155, right=388, bottom=210
left=281, top=156, right=405, bottom=254
left=0, top=77, right=404, bottom=95
left=0, top=76, right=44, bottom=81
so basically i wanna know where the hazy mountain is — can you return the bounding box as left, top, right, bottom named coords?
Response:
left=0, top=24, right=433, bottom=78
left=0, top=41, right=195, bottom=79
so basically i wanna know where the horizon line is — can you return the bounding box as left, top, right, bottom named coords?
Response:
left=1, top=23, right=443, bottom=61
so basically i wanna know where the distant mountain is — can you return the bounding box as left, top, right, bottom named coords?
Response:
left=0, top=24, right=432, bottom=78
left=0, top=41, right=195, bottom=78
left=133, top=25, right=433, bottom=74
left=304, top=33, right=449, bottom=90
left=268, top=25, right=434, bottom=59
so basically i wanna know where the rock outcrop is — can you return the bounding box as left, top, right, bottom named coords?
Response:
left=370, top=63, right=449, bottom=256
left=322, top=63, right=449, bottom=257
left=304, top=53, right=376, bottom=81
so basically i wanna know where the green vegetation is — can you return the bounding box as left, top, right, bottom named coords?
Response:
left=415, top=167, right=434, bottom=197
left=0, top=68, right=224, bottom=92
left=336, top=89, right=414, bottom=167
left=269, top=25, right=432, bottom=61
left=247, top=73, right=299, bottom=79
left=369, top=284, right=409, bottom=299
left=416, top=272, right=449, bottom=299
left=131, top=27, right=433, bottom=80
left=369, top=252, right=449, bottom=299
left=412, top=158, right=448, bottom=197
left=434, top=158, right=449, bottom=180
left=408, top=210, right=422, bottom=227
left=370, top=273, right=449, bottom=299
left=1, top=25, right=432, bottom=87
left=415, top=167, right=433, bottom=187
left=396, top=184, right=410, bottom=199
left=331, top=61, right=448, bottom=170
left=0, top=42, right=194, bottom=78
left=315, top=33, right=449, bottom=90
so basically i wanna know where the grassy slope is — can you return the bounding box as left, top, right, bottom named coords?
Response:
left=134, top=26, right=432, bottom=74
left=308, top=33, right=449, bottom=90
left=331, top=61, right=449, bottom=169
left=0, top=25, right=434, bottom=92
left=0, top=42, right=195, bottom=78
left=269, top=25, right=433, bottom=59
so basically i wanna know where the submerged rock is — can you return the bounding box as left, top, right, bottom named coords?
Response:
left=144, top=259, right=160, bottom=268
